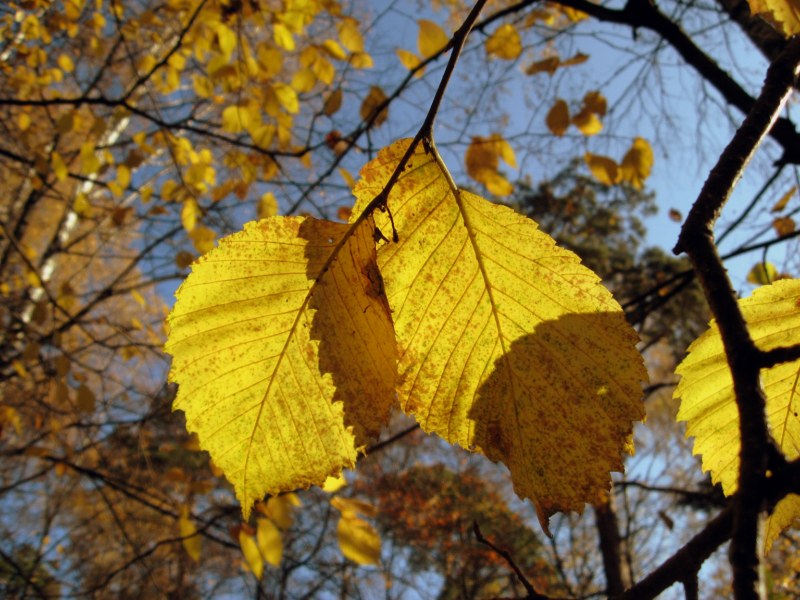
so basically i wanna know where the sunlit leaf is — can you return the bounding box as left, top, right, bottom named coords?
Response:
left=619, top=137, right=654, bottom=190
left=485, top=23, right=522, bottom=60
left=166, top=216, right=397, bottom=518
left=322, top=473, right=347, bottom=493
left=746, top=262, right=779, bottom=285
left=395, top=49, right=423, bottom=75
left=260, top=494, right=301, bottom=529
left=352, top=140, right=646, bottom=530
left=258, top=192, right=278, bottom=219
left=584, top=153, right=619, bottom=186
left=179, top=506, right=202, bottom=562
left=465, top=134, right=517, bottom=196
left=256, top=518, right=282, bottom=566
left=418, top=19, right=449, bottom=58
left=337, top=514, right=381, bottom=565
left=239, top=528, right=264, bottom=579
left=571, top=110, right=603, bottom=136
left=748, top=0, right=800, bottom=36
left=675, top=279, right=800, bottom=552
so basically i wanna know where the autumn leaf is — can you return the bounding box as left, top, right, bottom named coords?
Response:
left=465, top=134, right=517, bottom=196
left=418, top=19, right=449, bottom=58
left=179, top=505, right=202, bottom=562
left=748, top=0, right=800, bottom=36
left=360, top=86, right=389, bottom=127
left=584, top=153, right=619, bottom=186
left=485, top=24, right=522, bottom=60
left=675, top=279, right=800, bottom=552
left=239, top=528, right=264, bottom=578
left=256, top=518, right=282, bottom=566
left=165, top=216, right=397, bottom=518
left=546, top=100, right=570, bottom=137
left=351, top=140, right=646, bottom=530
left=746, top=262, right=778, bottom=285
left=771, top=186, right=796, bottom=212
left=619, top=137, right=654, bottom=189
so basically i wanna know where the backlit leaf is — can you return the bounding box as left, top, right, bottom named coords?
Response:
left=584, top=153, right=619, bottom=186
left=179, top=506, right=201, bottom=562
left=256, top=518, right=282, bottom=566
left=259, top=493, right=301, bottom=530
left=675, top=279, right=800, bottom=552
left=418, top=19, right=449, bottom=58
left=746, top=262, right=779, bottom=285
left=395, top=49, right=422, bottom=75
left=322, top=473, right=347, bottom=493
left=771, top=186, right=796, bottom=212
left=485, top=24, right=522, bottom=60
left=166, top=216, right=396, bottom=518
left=546, top=99, right=570, bottom=136
left=338, top=19, right=364, bottom=53
left=352, top=140, right=646, bottom=530
left=258, top=192, right=278, bottom=219
left=748, top=0, right=800, bottom=36
left=337, top=514, right=381, bottom=565
left=619, top=137, right=654, bottom=190
left=571, top=110, right=603, bottom=136
left=465, top=134, right=517, bottom=197
left=239, top=529, right=264, bottom=579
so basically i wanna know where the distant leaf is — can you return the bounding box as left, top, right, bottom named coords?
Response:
left=359, top=86, right=389, bottom=126
left=166, top=217, right=396, bottom=519
left=546, top=99, right=570, bottom=136
left=239, top=529, right=264, bottom=579
left=773, top=216, right=795, bottom=237
left=188, top=225, right=216, bottom=255
left=675, top=279, right=800, bottom=552
left=395, top=49, right=423, bottom=75
left=331, top=496, right=377, bottom=517
left=322, top=89, right=343, bottom=116
left=771, top=186, right=796, bottom=212
left=525, top=56, right=560, bottom=75
left=668, top=208, right=683, bottom=223
left=179, top=506, right=201, bottom=562
left=465, top=134, right=516, bottom=196
left=584, top=153, right=619, bottom=186
left=321, top=39, right=347, bottom=61
left=748, top=0, right=800, bottom=36
left=485, top=24, right=522, bottom=60
left=256, top=518, right=282, bottom=566
left=52, top=152, right=68, bottom=182
left=322, top=473, right=348, bottom=493
left=619, top=137, right=654, bottom=190
left=258, top=192, right=278, bottom=219
left=76, top=384, right=95, bottom=413
left=571, top=110, right=602, bottom=136
left=746, top=262, right=778, bottom=285
left=418, top=19, right=449, bottom=58
left=181, top=199, right=199, bottom=233
left=222, top=105, right=249, bottom=134
left=337, top=514, right=381, bottom=565
left=338, top=19, right=364, bottom=53
left=352, top=140, right=646, bottom=531
left=580, top=90, right=607, bottom=116
left=259, top=494, right=301, bottom=530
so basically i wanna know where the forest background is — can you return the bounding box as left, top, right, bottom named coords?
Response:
left=2, top=0, right=800, bottom=598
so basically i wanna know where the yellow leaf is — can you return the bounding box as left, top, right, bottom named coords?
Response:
left=258, top=192, right=278, bottom=219
left=117, top=164, right=131, bottom=189
left=291, top=68, right=316, bottom=93
left=179, top=506, right=201, bottom=562
left=584, top=153, right=620, bottom=186
left=165, top=217, right=397, bottom=519
left=239, top=529, right=264, bottom=579
left=321, top=39, right=346, bottom=61
left=619, top=137, right=654, bottom=190
left=465, top=135, right=516, bottom=196
left=337, top=514, right=381, bottom=565
left=273, top=83, right=299, bottom=114
left=322, top=473, right=347, bottom=493
left=395, top=48, right=423, bottom=76
left=260, top=494, right=301, bottom=529
left=418, top=19, right=449, bottom=58
left=338, top=167, right=356, bottom=190
left=352, top=140, right=646, bottom=531
left=746, top=262, right=778, bottom=285
left=485, top=24, right=522, bottom=60
left=52, top=152, right=68, bottom=182
left=188, top=225, right=216, bottom=255
left=331, top=496, right=377, bottom=517
left=222, top=105, right=250, bottom=134
left=18, top=112, right=31, bottom=131
left=349, top=51, right=373, bottom=69
left=273, top=22, right=295, bottom=51
left=771, top=186, right=796, bottom=212
left=359, top=86, right=389, bottom=127
left=748, top=0, right=800, bottom=36
left=571, top=109, right=603, bottom=136
left=214, top=22, right=237, bottom=61
left=546, top=99, right=570, bottom=136
left=338, top=19, right=364, bottom=53
left=182, top=199, right=199, bottom=233
left=57, top=54, right=75, bottom=73
left=256, top=518, right=282, bottom=566
left=675, top=279, right=800, bottom=552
